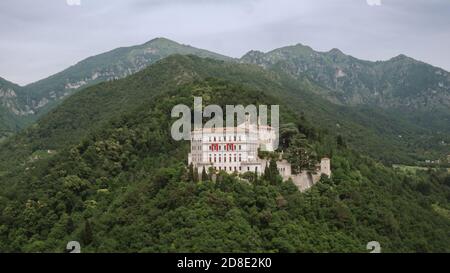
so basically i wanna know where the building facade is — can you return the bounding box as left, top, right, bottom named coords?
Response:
left=188, top=121, right=274, bottom=175
left=188, top=121, right=331, bottom=191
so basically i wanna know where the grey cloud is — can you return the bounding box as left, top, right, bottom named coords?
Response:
left=0, top=0, right=449, bottom=85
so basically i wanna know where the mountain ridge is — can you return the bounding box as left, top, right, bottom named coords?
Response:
left=21, top=37, right=233, bottom=113
left=1, top=38, right=449, bottom=164
left=0, top=38, right=233, bottom=137
left=241, top=43, right=450, bottom=111
left=5, top=38, right=450, bottom=121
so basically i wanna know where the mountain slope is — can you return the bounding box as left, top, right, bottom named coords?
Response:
left=241, top=44, right=450, bottom=112
left=0, top=77, right=33, bottom=139
left=0, top=55, right=449, bottom=252
left=23, top=37, right=232, bottom=115
left=241, top=44, right=450, bottom=163
left=0, top=38, right=232, bottom=133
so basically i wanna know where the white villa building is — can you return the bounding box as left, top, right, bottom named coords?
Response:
left=188, top=120, right=331, bottom=191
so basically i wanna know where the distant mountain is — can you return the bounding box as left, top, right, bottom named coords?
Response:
left=0, top=38, right=233, bottom=135
left=21, top=38, right=232, bottom=116
left=0, top=77, right=33, bottom=139
left=240, top=44, right=450, bottom=163
left=241, top=44, right=450, bottom=112
left=0, top=77, right=25, bottom=115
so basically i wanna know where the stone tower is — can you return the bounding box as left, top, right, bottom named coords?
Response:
left=320, top=158, right=331, bottom=177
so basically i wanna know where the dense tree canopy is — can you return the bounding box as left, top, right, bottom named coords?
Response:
left=0, top=58, right=449, bottom=253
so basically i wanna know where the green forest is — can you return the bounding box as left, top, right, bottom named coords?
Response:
left=0, top=59, right=449, bottom=252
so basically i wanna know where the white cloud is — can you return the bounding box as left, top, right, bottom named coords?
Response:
left=366, top=0, right=382, bottom=6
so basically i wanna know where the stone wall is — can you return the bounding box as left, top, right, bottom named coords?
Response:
left=287, top=158, right=331, bottom=192
left=192, top=155, right=331, bottom=192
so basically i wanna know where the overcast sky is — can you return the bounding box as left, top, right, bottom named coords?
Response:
left=0, top=0, right=449, bottom=85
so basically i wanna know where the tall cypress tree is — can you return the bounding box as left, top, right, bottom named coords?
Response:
left=66, top=216, right=75, bottom=234
left=201, top=166, right=208, bottom=181
left=263, top=163, right=269, bottom=180
left=188, top=163, right=195, bottom=181
left=193, top=167, right=199, bottom=182
left=269, top=158, right=279, bottom=180
left=81, top=219, right=93, bottom=246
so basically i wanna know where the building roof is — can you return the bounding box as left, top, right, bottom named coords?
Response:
left=191, top=124, right=274, bottom=134
left=192, top=127, right=249, bottom=133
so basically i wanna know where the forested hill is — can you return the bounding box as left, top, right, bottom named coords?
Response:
left=0, top=55, right=449, bottom=252
left=0, top=54, right=445, bottom=170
